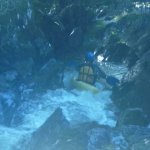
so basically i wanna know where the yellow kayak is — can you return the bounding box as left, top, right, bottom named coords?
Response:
left=71, top=78, right=100, bottom=94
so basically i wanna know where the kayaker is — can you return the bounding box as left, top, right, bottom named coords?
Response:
left=77, top=51, right=119, bottom=87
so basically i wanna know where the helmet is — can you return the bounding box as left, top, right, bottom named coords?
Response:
left=85, top=52, right=95, bottom=62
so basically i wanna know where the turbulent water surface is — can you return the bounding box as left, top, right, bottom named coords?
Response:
left=0, top=62, right=127, bottom=150
left=0, top=90, right=114, bottom=149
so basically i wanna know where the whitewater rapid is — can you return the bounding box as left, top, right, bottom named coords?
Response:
left=0, top=86, right=116, bottom=150
left=0, top=62, right=127, bottom=150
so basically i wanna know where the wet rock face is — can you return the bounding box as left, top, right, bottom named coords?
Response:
left=38, top=4, right=94, bottom=60
left=105, top=42, right=130, bottom=63
left=34, top=59, right=64, bottom=90
left=60, top=4, right=94, bottom=34
left=112, top=50, right=150, bottom=126
left=116, top=108, right=149, bottom=127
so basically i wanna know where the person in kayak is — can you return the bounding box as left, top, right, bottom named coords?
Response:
left=77, top=51, right=119, bottom=87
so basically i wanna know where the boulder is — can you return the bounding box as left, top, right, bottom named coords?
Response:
left=112, top=50, right=150, bottom=125
left=35, top=59, right=64, bottom=90
left=131, top=138, right=150, bottom=150
left=28, top=108, right=70, bottom=150
left=60, top=4, right=94, bottom=33
left=120, top=125, right=150, bottom=149
left=87, top=127, right=112, bottom=149
left=116, top=108, right=149, bottom=127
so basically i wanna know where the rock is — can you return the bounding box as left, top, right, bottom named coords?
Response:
left=116, top=108, right=149, bottom=127
left=14, top=58, right=34, bottom=78
left=28, top=108, right=70, bottom=150
left=24, top=109, right=98, bottom=150
left=33, top=38, right=53, bottom=64
left=60, top=4, right=94, bottom=33
left=88, top=126, right=129, bottom=150
left=112, top=49, right=150, bottom=124
left=40, top=15, right=68, bottom=60
left=35, top=59, right=64, bottom=90
left=106, top=43, right=130, bottom=63
left=87, top=127, right=112, bottom=149
left=68, top=27, right=83, bottom=49
left=131, top=138, right=150, bottom=150
left=119, top=125, right=150, bottom=149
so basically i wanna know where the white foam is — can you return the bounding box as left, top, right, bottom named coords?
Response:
left=18, top=88, right=116, bottom=131
left=0, top=126, right=28, bottom=150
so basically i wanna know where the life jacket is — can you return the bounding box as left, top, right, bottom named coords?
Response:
left=78, top=64, right=96, bottom=85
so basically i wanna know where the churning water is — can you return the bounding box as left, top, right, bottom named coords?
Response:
left=0, top=62, right=127, bottom=150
